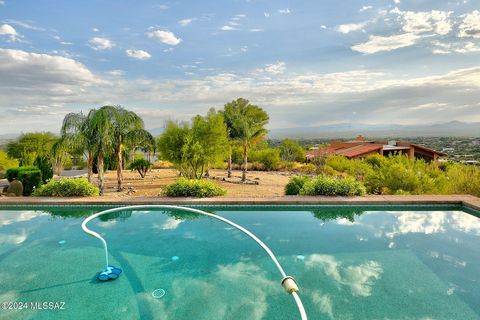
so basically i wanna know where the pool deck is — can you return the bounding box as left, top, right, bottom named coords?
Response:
left=0, top=195, right=479, bottom=211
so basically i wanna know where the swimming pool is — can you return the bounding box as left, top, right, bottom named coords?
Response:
left=0, top=205, right=479, bottom=319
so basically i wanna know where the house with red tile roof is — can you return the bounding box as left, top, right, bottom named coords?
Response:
left=306, top=135, right=447, bottom=163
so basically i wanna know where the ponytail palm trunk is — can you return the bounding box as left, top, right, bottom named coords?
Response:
left=97, top=152, right=105, bottom=195
left=242, top=145, right=248, bottom=181
left=116, top=144, right=123, bottom=191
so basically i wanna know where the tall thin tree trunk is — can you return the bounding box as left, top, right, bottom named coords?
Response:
left=117, top=144, right=123, bottom=191
left=98, top=153, right=105, bottom=196
left=242, top=145, right=248, bottom=182
left=227, top=154, right=232, bottom=178
left=87, top=151, right=94, bottom=183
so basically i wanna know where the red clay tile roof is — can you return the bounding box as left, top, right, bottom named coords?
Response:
left=306, top=144, right=383, bottom=159
left=336, top=144, right=383, bottom=158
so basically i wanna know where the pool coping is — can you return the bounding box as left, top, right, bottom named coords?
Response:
left=0, top=195, right=479, bottom=211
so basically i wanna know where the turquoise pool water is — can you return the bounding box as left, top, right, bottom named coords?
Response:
left=0, top=205, right=479, bottom=319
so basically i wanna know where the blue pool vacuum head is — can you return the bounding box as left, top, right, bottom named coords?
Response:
left=97, top=265, right=123, bottom=281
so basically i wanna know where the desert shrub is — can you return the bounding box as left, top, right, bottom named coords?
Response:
left=33, top=178, right=99, bottom=197
left=298, top=163, right=316, bottom=174
left=17, top=169, right=42, bottom=196
left=162, top=178, right=226, bottom=197
left=152, top=160, right=174, bottom=169
left=281, top=161, right=298, bottom=172
left=326, top=155, right=374, bottom=180
left=249, top=148, right=282, bottom=171
left=445, top=164, right=480, bottom=196
left=363, top=154, right=446, bottom=195
left=0, top=150, right=18, bottom=172
left=285, top=176, right=310, bottom=195
left=248, top=161, right=264, bottom=171
left=364, top=154, right=386, bottom=168
left=7, top=180, right=23, bottom=196
left=299, top=175, right=366, bottom=196
left=34, top=155, right=53, bottom=183
left=128, top=159, right=152, bottom=178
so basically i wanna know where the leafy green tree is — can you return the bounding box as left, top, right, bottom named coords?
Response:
left=222, top=98, right=269, bottom=181
left=157, top=121, right=191, bottom=175
left=157, top=109, right=229, bottom=179
left=191, top=108, right=229, bottom=177
left=6, top=132, right=57, bottom=166
left=279, top=139, right=305, bottom=162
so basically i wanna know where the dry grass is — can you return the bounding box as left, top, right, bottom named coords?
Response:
left=100, top=169, right=291, bottom=198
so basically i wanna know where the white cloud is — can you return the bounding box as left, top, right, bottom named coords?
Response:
left=249, top=28, right=264, bottom=32
left=391, top=8, right=453, bottom=35
left=458, top=10, right=480, bottom=38
left=409, top=102, right=447, bottom=110
left=0, top=48, right=99, bottom=87
left=4, top=19, right=45, bottom=31
left=220, top=25, right=236, bottom=31
left=107, top=69, right=125, bottom=76
left=92, top=28, right=99, bottom=32
left=257, top=61, right=286, bottom=75
left=394, top=0, right=400, bottom=3
left=89, top=37, right=114, bottom=50
left=352, top=33, right=420, bottom=54
left=264, top=12, right=270, bottom=18
left=431, top=40, right=480, bottom=54
left=278, top=8, right=291, bottom=14
left=360, top=6, right=373, bottom=12
left=146, top=29, right=182, bottom=45
left=337, top=22, right=367, bottom=34
left=178, top=18, right=192, bottom=26
left=155, top=4, right=168, bottom=10
left=221, top=14, right=246, bottom=31
left=0, top=24, right=21, bottom=42
left=306, top=254, right=383, bottom=297
left=125, top=49, right=151, bottom=60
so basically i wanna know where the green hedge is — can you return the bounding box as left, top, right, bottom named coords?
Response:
left=286, top=175, right=366, bottom=196
left=33, top=178, right=99, bottom=197
left=6, top=166, right=38, bottom=182
left=284, top=176, right=309, bottom=195
left=162, top=178, right=226, bottom=197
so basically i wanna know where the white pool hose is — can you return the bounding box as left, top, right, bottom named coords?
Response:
left=81, top=205, right=308, bottom=320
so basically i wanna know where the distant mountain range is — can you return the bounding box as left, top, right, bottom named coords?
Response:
left=266, top=121, right=480, bottom=139
left=1, top=121, right=478, bottom=141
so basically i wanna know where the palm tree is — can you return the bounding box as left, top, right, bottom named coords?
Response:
left=223, top=98, right=269, bottom=182
left=88, top=107, right=114, bottom=195
left=98, top=106, right=154, bottom=191
left=61, top=111, right=99, bottom=183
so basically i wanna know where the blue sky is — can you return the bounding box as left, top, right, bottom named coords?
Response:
left=0, top=0, right=479, bottom=134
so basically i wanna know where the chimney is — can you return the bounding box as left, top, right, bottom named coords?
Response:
left=355, top=135, right=365, bottom=141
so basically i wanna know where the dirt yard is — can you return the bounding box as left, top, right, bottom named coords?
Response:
left=100, top=169, right=291, bottom=198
